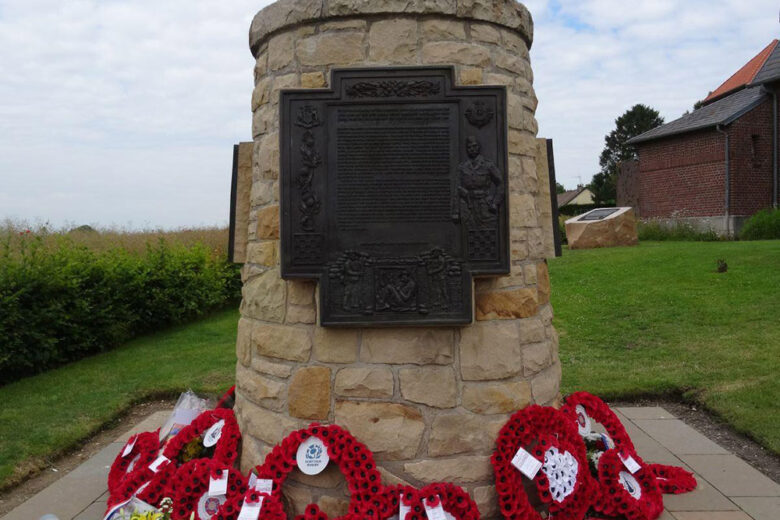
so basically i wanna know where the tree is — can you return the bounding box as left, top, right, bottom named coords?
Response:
left=555, top=182, right=566, bottom=194
left=590, top=104, right=664, bottom=205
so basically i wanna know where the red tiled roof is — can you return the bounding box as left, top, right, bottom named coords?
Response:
left=703, top=40, right=778, bottom=104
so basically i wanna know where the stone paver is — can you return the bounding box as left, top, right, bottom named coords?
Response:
left=633, top=418, right=730, bottom=455
left=731, top=496, right=780, bottom=520
left=679, top=454, right=780, bottom=497
left=616, top=406, right=676, bottom=420
left=73, top=501, right=107, bottom=520
left=671, top=512, right=753, bottom=520
left=662, top=477, right=741, bottom=512
left=613, top=411, right=691, bottom=467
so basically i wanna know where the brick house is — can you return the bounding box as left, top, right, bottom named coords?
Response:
left=622, top=40, right=780, bottom=236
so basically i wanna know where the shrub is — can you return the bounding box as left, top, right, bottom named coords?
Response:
left=637, top=221, right=721, bottom=241
left=0, top=230, right=240, bottom=384
left=739, top=209, right=780, bottom=240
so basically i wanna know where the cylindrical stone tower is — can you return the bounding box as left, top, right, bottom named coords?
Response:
left=236, top=1, right=560, bottom=518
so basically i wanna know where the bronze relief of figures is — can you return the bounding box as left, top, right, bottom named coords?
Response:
left=457, top=136, right=504, bottom=227
left=295, top=106, right=322, bottom=232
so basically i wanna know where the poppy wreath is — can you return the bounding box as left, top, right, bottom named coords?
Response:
left=253, top=423, right=382, bottom=520
left=647, top=464, right=697, bottom=495
left=593, top=450, right=663, bottom=520
left=168, top=459, right=248, bottom=520
left=492, top=405, right=597, bottom=520
left=416, top=483, right=482, bottom=520
left=560, top=392, right=633, bottom=452
left=108, top=430, right=161, bottom=497
left=163, top=408, right=241, bottom=467
left=214, top=489, right=286, bottom=520
left=105, top=460, right=177, bottom=513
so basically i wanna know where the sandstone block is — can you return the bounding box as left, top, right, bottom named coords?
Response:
left=239, top=434, right=266, bottom=472
left=249, top=0, right=322, bottom=54
left=470, top=22, right=500, bottom=43
left=241, top=270, right=287, bottom=323
left=251, top=357, right=293, bottom=378
left=290, top=464, right=345, bottom=488
left=457, top=0, right=532, bottom=41
left=283, top=484, right=313, bottom=516
left=459, top=320, right=523, bottom=380
left=301, top=71, right=326, bottom=88
left=251, top=77, right=271, bottom=110
left=462, top=381, right=531, bottom=414
left=237, top=363, right=285, bottom=410
left=459, top=67, right=482, bottom=85
left=421, top=19, right=465, bottom=40
left=508, top=129, right=537, bottom=156
left=361, top=328, right=453, bottom=364
left=237, top=393, right=303, bottom=445
left=510, top=193, right=538, bottom=228
left=236, top=317, right=253, bottom=366
left=335, top=367, right=394, bottom=398
left=286, top=304, right=316, bottom=325
left=321, top=19, right=367, bottom=31
left=500, top=27, right=529, bottom=56
left=517, top=317, right=546, bottom=343
left=270, top=74, right=299, bottom=105
left=297, top=32, right=365, bottom=66
left=254, top=51, right=268, bottom=81
left=250, top=178, right=276, bottom=206
left=369, top=19, right=418, bottom=62
left=399, top=367, right=457, bottom=408
left=287, top=280, right=315, bottom=305
left=257, top=131, right=280, bottom=179
left=318, top=496, right=350, bottom=518
left=313, top=328, right=359, bottom=363
left=473, top=485, right=498, bottom=518
left=523, top=342, right=551, bottom=376
left=253, top=323, right=311, bottom=362
left=289, top=366, right=331, bottom=419
left=495, top=49, right=525, bottom=74
left=246, top=241, right=277, bottom=267
left=475, top=287, right=538, bottom=320
left=252, top=103, right=277, bottom=137
left=404, top=455, right=492, bottom=483
left=536, top=261, right=550, bottom=304
left=531, top=361, right=561, bottom=404
left=565, top=208, right=639, bottom=250
left=428, top=414, right=504, bottom=456
left=523, top=263, right=537, bottom=284
left=256, top=205, right=280, bottom=239
left=335, top=401, right=424, bottom=460
left=268, top=32, right=295, bottom=71
left=422, top=41, right=490, bottom=66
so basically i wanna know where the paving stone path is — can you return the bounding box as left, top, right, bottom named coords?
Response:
left=2, top=407, right=777, bottom=520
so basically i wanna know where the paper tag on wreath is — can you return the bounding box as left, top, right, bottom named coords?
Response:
left=619, top=451, right=641, bottom=474
left=254, top=478, right=274, bottom=495
left=203, top=419, right=225, bottom=448
left=209, top=471, right=229, bottom=497
left=511, top=447, right=542, bottom=479
left=149, top=455, right=170, bottom=473
left=237, top=497, right=263, bottom=520
left=399, top=493, right=411, bottom=520
left=423, top=497, right=447, bottom=520
left=575, top=405, right=591, bottom=436
left=296, top=436, right=329, bottom=475
left=122, top=435, right=137, bottom=457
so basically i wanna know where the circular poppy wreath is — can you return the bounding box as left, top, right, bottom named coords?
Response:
left=560, top=392, right=633, bottom=452
left=492, top=405, right=597, bottom=520
left=593, top=450, right=663, bottom=520
left=214, top=489, right=286, bottom=520
left=253, top=423, right=382, bottom=520
left=647, top=464, right=697, bottom=495
left=416, top=483, right=482, bottom=520
left=163, top=408, right=241, bottom=468
left=168, top=459, right=248, bottom=520
left=106, top=460, right=177, bottom=512
left=108, top=430, right=160, bottom=497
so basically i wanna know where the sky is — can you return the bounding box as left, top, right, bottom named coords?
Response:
left=0, top=0, right=777, bottom=229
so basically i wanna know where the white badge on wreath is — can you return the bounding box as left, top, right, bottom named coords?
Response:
left=296, top=436, right=329, bottom=475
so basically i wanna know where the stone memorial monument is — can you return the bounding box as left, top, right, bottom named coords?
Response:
left=235, top=1, right=560, bottom=518
left=565, top=207, right=638, bottom=250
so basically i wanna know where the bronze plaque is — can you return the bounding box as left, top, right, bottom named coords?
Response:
left=280, top=67, right=509, bottom=326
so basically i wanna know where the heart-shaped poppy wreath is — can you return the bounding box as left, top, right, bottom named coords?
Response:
left=561, top=392, right=696, bottom=496
left=253, top=423, right=382, bottom=520
left=215, top=489, right=286, bottom=520
left=107, top=408, right=242, bottom=511
left=108, top=430, right=160, bottom=497
left=168, top=459, right=247, bottom=520
left=592, top=450, right=663, bottom=520
left=492, top=405, right=597, bottom=520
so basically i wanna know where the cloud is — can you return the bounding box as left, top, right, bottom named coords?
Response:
left=0, top=0, right=777, bottom=228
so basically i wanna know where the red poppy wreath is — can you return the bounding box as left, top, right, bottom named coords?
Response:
left=162, top=407, right=241, bottom=468
left=214, top=489, right=286, bottom=520
left=492, top=405, right=597, bottom=520
left=106, top=459, right=177, bottom=513
left=253, top=423, right=383, bottom=520
left=592, top=450, right=663, bottom=520
left=108, top=430, right=160, bottom=497
left=168, top=459, right=248, bottom=520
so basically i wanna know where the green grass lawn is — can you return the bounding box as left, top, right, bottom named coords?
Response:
left=550, top=240, right=780, bottom=453
left=0, top=308, right=239, bottom=490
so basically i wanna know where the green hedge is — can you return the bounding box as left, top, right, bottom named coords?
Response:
left=0, top=236, right=241, bottom=384
left=739, top=209, right=780, bottom=240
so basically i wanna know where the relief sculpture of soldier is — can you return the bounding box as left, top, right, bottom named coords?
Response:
left=456, top=136, right=503, bottom=226
left=297, top=129, right=321, bottom=231
left=330, top=251, right=370, bottom=313
left=376, top=270, right=417, bottom=312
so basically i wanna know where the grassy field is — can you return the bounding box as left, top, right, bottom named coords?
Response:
left=0, top=308, right=239, bottom=490
left=550, top=240, right=780, bottom=453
